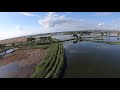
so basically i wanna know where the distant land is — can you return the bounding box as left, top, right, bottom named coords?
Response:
left=0, top=30, right=120, bottom=44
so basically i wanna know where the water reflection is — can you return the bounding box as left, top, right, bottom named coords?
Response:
left=117, top=38, right=120, bottom=40
left=64, top=39, right=120, bottom=78
left=0, top=62, right=20, bottom=78
left=0, top=49, right=14, bottom=57
left=73, top=40, right=78, bottom=44
left=72, top=39, right=84, bottom=44
left=104, top=37, right=120, bottom=42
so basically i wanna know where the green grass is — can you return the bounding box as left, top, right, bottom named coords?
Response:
left=19, top=44, right=51, bottom=50
left=105, top=42, right=120, bottom=45
left=31, top=42, right=64, bottom=78
left=90, top=40, right=120, bottom=45
left=93, top=38, right=104, bottom=40
left=14, top=38, right=60, bottom=50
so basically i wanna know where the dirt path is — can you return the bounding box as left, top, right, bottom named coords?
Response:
left=0, top=49, right=46, bottom=78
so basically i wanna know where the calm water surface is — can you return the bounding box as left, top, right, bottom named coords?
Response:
left=64, top=39, right=120, bottom=78
left=0, top=62, right=21, bottom=78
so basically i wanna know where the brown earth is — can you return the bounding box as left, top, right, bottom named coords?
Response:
left=0, top=49, right=46, bottom=78
left=0, top=37, right=27, bottom=44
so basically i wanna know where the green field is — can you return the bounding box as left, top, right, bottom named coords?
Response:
left=32, top=42, right=64, bottom=78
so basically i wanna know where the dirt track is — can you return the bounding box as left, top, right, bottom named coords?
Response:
left=0, top=49, right=46, bottom=78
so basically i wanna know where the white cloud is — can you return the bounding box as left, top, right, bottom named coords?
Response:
left=38, top=12, right=90, bottom=29
left=0, top=31, right=22, bottom=40
left=0, top=28, right=46, bottom=40
left=19, top=12, right=39, bottom=17
left=38, top=12, right=71, bottom=28
left=39, top=12, right=109, bottom=31
left=97, top=22, right=106, bottom=29
left=98, top=22, right=105, bottom=26
left=2, top=12, right=120, bottom=40
left=16, top=26, right=24, bottom=30
left=38, top=12, right=82, bottom=28
left=95, top=12, right=112, bottom=16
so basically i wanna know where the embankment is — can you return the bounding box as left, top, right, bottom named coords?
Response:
left=32, top=42, right=64, bottom=78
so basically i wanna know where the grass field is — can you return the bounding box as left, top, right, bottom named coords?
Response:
left=32, top=42, right=64, bottom=78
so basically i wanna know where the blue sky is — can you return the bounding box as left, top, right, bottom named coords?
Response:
left=0, top=12, right=120, bottom=40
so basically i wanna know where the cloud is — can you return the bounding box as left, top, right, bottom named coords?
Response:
left=0, top=31, right=22, bottom=40
left=16, top=26, right=24, bottom=30
left=93, top=22, right=119, bottom=30
left=95, top=12, right=112, bottom=16
left=2, top=12, right=120, bottom=40
left=97, top=22, right=106, bottom=29
left=98, top=22, right=105, bottom=26
left=19, top=12, right=39, bottom=17
left=38, top=12, right=71, bottom=28
left=0, top=27, right=46, bottom=40
left=38, top=12, right=107, bottom=31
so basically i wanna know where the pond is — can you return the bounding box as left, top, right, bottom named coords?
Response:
left=103, top=37, right=120, bottom=42
left=52, top=34, right=75, bottom=41
left=0, top=49, right=14, bottom=56
left=63, top=39, right=120, bottom=78
left=0, top=62, right=21, bottom=78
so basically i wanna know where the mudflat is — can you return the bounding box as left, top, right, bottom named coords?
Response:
left=0, top=49, right=46, bottom=78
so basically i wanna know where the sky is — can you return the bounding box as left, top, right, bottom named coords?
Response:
left=0, top=12, right=120, bottom=40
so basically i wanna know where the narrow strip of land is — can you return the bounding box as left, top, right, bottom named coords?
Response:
left=32, top=42, right=64, bottom=78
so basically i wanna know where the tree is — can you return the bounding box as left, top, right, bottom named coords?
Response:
left=27, top=38, right=30, bottom=42
left=105, top=32, right=107, bottom=36
left=12, top=43, right=15, bottom=47
left=0, top=44, right=5, bottom=50
left=73, top=33, right=78, bottom=38
left=118, top=32, right=120, bottom=36
left=27, top=38, right=35, bottom=42
left=87, top=32, right=90, bottom=36
left=101, top=32, right=104, bottom=36
left=80, top=33, right=83, bottom=36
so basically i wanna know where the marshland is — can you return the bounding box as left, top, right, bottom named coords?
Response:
left=1, top=30, right=120, bottom=78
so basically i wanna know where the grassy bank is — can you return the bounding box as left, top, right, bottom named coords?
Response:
left=105, top=42, right=120, bottom=45
left=32, top=42, right=64, bottom=78
left=16, top=44, right=51, bottom=50
left=91, top=40, right=120, bottom=45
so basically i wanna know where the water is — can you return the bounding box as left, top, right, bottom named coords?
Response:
left=104, top=37, right=120, bottom=42
left=0, top=49, right=14, bottom=56
left=52, top=34, right=74, bottom=41
left=0, top=62, right=21, bottom=78
left=1, top=34, right=120, bottom=78
left=64, top=39, right=120, bottom=78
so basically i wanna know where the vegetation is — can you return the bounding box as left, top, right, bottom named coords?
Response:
left=91, top=40, right=120, bottom=45
left=14, top=42, right=51, bottom=49
left=32, top=42, right=64, bottom=78
left=0, top=47, right=13, bottom=54
left=12, top=43, right=15, bottom=47
left=27, top=37, right=35, bottom=42
left=101, top=32, right=104, bottom=36
left=63, top=31, right=75, bottom=35
left=0, top=44, right=5, bottom=50
left=14, top=36, right=58, bottom=49
left=118, top=33, right=120, bottom=36
left=73, top=33, right=78, bottom=38
left=105, top=42, right=120, bottom=45
left=93, top=38, right=104, bottom=40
